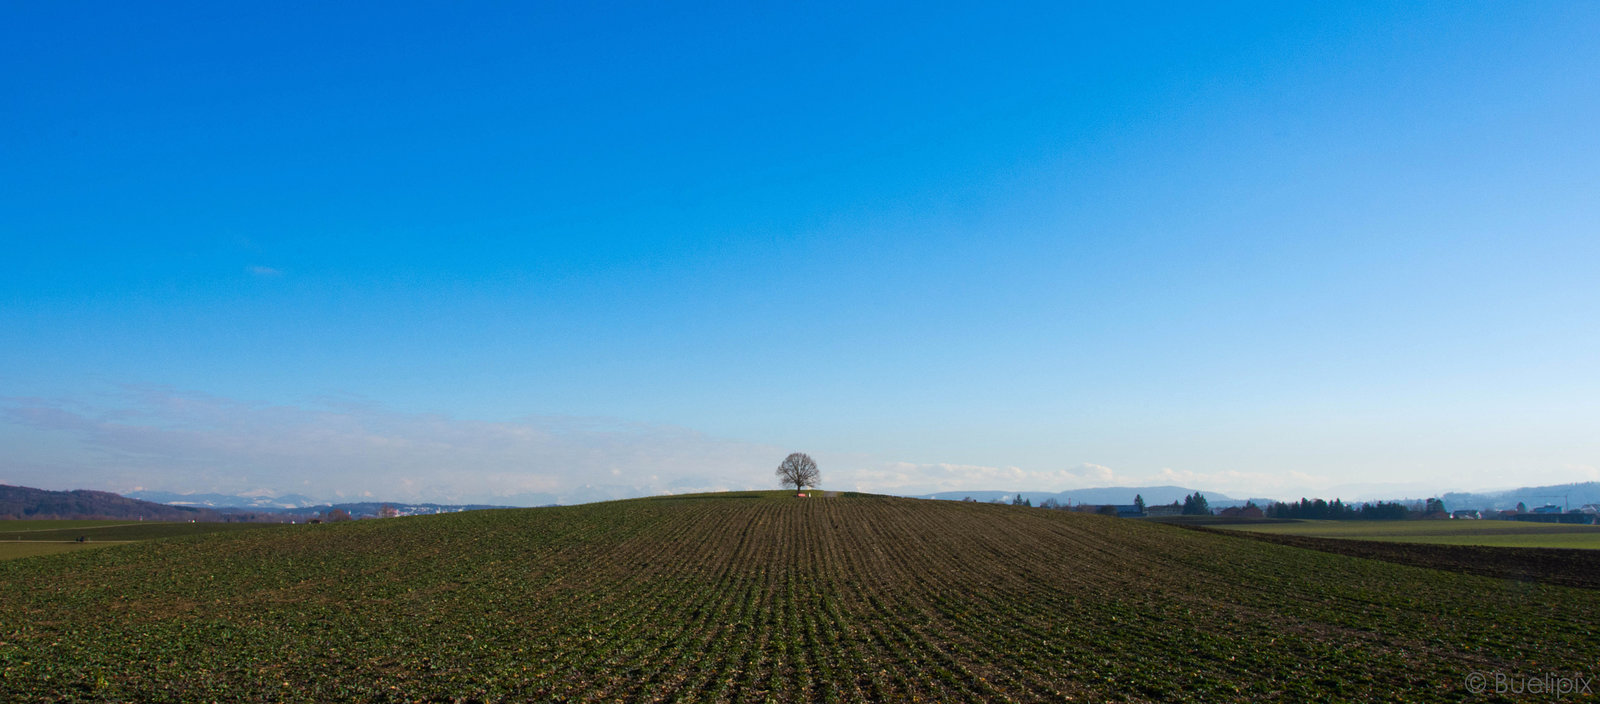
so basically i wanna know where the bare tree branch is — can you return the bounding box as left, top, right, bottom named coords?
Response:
left=775, top=452, right=820, bottom=492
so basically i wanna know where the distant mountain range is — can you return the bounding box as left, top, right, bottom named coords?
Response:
left=293, top=501, right=516, bottom=519
left=1, top=484, right=221, bottom=521
left=921, top=481, right=1600, bottom=513
left=10, top=481, right=1594, bottom=522
left=919, top=486, right=1263, bottom=508
left=126, top=490, right=323, bottom=510
left=123, top=490, right=511, bottom=519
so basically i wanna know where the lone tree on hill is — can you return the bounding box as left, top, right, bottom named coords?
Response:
left=775, top=452, right=820, bottom=492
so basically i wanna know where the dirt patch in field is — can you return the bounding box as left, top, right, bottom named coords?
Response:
left=1193, top=525, right=1600, bottom=590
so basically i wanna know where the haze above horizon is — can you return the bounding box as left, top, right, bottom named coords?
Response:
left=3, top=2, right=1597, bottom=505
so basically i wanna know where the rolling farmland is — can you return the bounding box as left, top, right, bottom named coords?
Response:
left=1, top=492, right=1596, bottom=702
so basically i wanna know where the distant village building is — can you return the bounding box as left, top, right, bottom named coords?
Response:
left=1143, top=505, right=1183, bottom=517
left=1450, top=509, right=1481, bottom=520
left=1508, top=510, right=1596, bottom=525
left=1218, top=505, right=1264, bottom=519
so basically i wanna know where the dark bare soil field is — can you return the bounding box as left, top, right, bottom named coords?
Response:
left=1, top=492, right=1595, bottom=702
left=1188, top=524, right=1600, bottom=590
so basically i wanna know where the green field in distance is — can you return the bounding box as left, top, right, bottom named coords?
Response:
left=0, top=520, right=280, bottom=561
left=0, top=519, right=143, bottom=531
left=1219, top=518, right=1600, bottom=548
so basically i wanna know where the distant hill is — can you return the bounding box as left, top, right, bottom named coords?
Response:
left=921, top=485, right=1244, bottom=507
left=0, top=484, right=511, bottom=523
left=1440, top=481, right=1600, bottom=512
left=0, top=484, right=220, bottom=521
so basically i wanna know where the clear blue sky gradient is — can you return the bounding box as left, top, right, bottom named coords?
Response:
left=3, top=2, right=1598, bottom=500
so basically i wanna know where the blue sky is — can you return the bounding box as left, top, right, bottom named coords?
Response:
left=3, top=2, right=1598, bottom=503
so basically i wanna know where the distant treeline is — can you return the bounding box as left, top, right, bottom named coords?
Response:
left=988, top=492, right=1215, bottom=516
left=1266, top=498, right=1413, bottom=520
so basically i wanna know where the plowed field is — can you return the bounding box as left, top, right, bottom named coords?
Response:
left=2, top=492, right=1594, bottom=702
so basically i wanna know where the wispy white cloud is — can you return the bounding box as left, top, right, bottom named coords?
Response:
left=0, top=386, right=782, bottom=505
left=832, top=460, right=1141, bottom=495
left=1564, top=464, right=1600, bottom=481
left=831, top=460, right=1339, bottom=500
left=246, top=265, right=282, bottom=277
left=5, top=387, right=1586, bottom=505
left=1145, top=466, right=1333, bottom=498
left=833, top=460, right=1593, bottom=503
